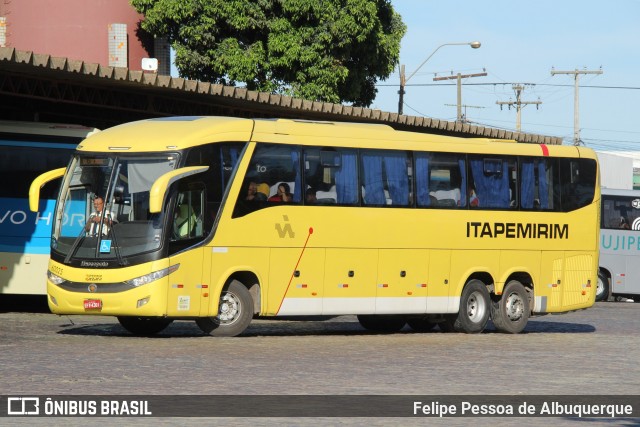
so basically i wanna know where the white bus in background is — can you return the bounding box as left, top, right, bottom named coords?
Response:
left=0, top=121, right=97, bottom=297
left=598, top=188, right=640, bottom=302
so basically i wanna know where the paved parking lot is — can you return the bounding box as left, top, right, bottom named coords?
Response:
left=1, top=300, right=638, bottom=426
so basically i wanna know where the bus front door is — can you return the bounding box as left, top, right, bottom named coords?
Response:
left=166, top=248, right=207, bottom=317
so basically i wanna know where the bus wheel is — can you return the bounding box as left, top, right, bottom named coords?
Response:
left=595, top=271, right=609, bottom=302
left=117, top=317, right=173, bottom=336
left=491, top=280, right=530, bottom=334
left=447, top=279, right=490, bottom=333
left=407, top=317, right=437, bottom=332
left=357, top=315, right=406, bottom=333
left=196, top=280, right=253, bottom=337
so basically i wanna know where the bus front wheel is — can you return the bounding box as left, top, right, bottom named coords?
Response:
left=196, top=280, right=253, bottom=337
left=595, top=271, right=609, bottom=302
left=491, top=280, right=530, bottom=334
left=444, top=280, right=490, bottom=333
left=117, top=317, right=173, bottom=336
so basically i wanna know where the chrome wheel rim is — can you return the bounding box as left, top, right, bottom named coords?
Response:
left=217, top=291, right=241, bottom=325
left=504, top=291, right=525, bottom=322
left=466, top=290, right=487, bottom=323
left=596, top=277, right=605, bottom=297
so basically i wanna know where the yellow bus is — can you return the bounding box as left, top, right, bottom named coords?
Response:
left=29, top=117, right=600, bottom=336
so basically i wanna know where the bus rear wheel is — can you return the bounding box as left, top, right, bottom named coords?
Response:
left=196, top=280, right=253, bottom=337
left=445, top=279, right=490, bottom=333
left=491, top=280, right=530, bottom=334
left=595, top=271, right=609, bottom=302
left=357, top=315, right=406, bottom=333
left=117, top=317, right=173, bottom=336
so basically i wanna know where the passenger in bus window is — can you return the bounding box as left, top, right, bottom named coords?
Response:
left=468, top=187, right=479, bottom=207
left=245, top=181, right=258, bottom=200
left=620, top=217, right=630, bottom=230
left=268, top=183, right=293, bottom=202
left=85, top=195, right=114, bottom=236
left=256, top=183, right=269, bottom=201
left=244, top=180, right=267, bottom=202
left=305, top=188, right=317, bottom=204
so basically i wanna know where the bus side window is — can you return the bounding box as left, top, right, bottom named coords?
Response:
left=360, top=149, right=410, bottom=207
left=602, top=196, right=640, bottom=230
left=310, top=148, right=337, bottom=204
left=233, top=143, right=302, bottom=217
left=171, top=187, right=204, bottom=241
left=420, top=152, right=464, bottom=208
left=469, top=156, right=510, bottom=209
left=174, top=203, right=196, bottom=239
left=559, top=158, right=597, bottom=212
left=303, top=147, right=356, bottom=206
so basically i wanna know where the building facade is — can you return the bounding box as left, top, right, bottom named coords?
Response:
left=0, top=0, right=169, bottom=74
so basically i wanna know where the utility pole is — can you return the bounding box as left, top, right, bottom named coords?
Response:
left=432, top=71, right=487, bottom=121
left=496, top=84, right=542, bottom=132
left=550, top=67, right=603, bottom=145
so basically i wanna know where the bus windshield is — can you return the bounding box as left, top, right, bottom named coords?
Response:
left=53, top=153, right=179, bottom=261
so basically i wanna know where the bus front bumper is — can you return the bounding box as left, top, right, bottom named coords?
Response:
left=47, top=280, right=168, bottom=317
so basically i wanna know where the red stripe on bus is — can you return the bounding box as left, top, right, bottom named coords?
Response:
left=276, top=227, right=314, bottom=315
left=540, top=144, right=549, bottom=156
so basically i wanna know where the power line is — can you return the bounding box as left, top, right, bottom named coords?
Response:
left=376, top=82, right=635, bottom=89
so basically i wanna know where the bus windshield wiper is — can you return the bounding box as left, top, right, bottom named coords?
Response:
left=105, top=225, right=127, bottom=266
left=64, top=221, right=90, bottom=264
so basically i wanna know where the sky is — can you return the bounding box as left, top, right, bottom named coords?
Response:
left=371, top=0, right=640, bottom=150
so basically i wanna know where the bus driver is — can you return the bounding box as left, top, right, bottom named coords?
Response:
left=85, top=195, right=114, bottom=236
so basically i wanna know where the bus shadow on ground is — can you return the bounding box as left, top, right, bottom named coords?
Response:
left=54, top=317, right=596, bottom=338
left=0, top=295, right=50, bottom=313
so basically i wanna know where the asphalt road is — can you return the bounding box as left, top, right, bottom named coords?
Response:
left=0, top=299, right=638, bottom=426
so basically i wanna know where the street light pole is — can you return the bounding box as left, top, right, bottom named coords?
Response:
left=398, top=41, right=481, bottom=115
left=398, top=64, right=406, bottom=115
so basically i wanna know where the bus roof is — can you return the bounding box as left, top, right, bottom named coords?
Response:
left=74, top=116, right=598, bottom=160
left=77, top=116, right=254, bottom=152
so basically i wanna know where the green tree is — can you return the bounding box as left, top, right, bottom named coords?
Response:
left=131, top=0, right=405, bottom=106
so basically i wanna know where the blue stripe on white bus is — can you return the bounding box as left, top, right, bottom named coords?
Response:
left=0, top=140, right=78, bottom=149
left=0, top=240, right=51, bottom=254
left=0, top=199, right=59, bottom=254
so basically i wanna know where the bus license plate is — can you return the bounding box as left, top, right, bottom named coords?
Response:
left=84, top=299, right=102, bottom=310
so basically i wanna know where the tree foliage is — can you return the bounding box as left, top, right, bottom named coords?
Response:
left=131, top=0, right=405, bottom=106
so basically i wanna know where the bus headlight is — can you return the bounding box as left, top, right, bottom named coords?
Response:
left=124, top=264, right=179, bottom=288
left=47, top=270, right=65, bottom=285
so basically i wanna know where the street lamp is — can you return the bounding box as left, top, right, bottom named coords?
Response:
left=398, top=41, right=481, bottom=115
